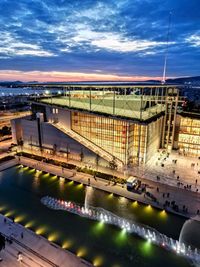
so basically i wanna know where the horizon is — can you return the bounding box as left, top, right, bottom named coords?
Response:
left=0, top=0, right=199, bottom=81
left=0, top=74, right=195, bottom=83
left=0, top=70, right=177, bottom=83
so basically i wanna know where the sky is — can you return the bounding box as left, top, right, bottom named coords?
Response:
left=0, top=0, right=199, bottom=82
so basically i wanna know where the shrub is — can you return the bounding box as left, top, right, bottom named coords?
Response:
left=16, top=151, right=126, bottom=184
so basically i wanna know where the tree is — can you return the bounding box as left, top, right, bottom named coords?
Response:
left=93, top=154, right=100, bottom=179
left=109, top=157, right=118, bottom=171
left=80, top=148, right=84, bottom=162
left=17, top=138, right=24, bottom=151
left=66, top=144, right=70, bottom=160
left=95, top=154, right=100, bottom=168
left=109, top=157, right=118, bottom=183
left=53, top=143, right=57, bottom=155
left=30, top=135, right=33, bottom=152
left=0, top=233, right=5, bottom=252
left=0, top=126, right=11, bottom=136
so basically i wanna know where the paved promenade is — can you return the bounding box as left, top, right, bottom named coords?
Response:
left=0, top=214, right=92, bottom=267
left=22, top=147, right=200, bottom=194
left=18, top=156, right=200, bottom=218
left=0, top=159, right=17, bottom=171
left=132, top=150, right=200, bottom=193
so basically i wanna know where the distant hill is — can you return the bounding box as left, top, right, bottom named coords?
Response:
left=166, top=76, right=200, bottom=84
left=0, top=76, right=200, bottom=86
left=0, top=81, right=23, bottom=86
left=0, top=80, right=40, bottom=87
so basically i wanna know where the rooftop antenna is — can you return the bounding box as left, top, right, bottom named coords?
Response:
left=161, top=11, right=172, bottom=84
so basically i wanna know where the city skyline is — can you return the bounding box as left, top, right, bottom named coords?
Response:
left=0, top=0, right=199, bottom=81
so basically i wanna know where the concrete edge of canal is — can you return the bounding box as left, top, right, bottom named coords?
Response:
left=0, top=159, right=93, bottom=267
left=13, top=156, right=195, bottom=220
left=0, top=158, right=18, bottom=172
left=0, top=214, right=93, bottom=267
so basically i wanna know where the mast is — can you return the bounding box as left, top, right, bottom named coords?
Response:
left=161, top=11, right=172, bottom=84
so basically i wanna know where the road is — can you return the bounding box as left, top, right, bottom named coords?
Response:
left=0, top=111, right=31, bottom=128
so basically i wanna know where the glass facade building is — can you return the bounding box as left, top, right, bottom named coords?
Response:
left=72, top=112, right=129, bottom=163
left=71, top=111, right=162, bottom=165
left=178, top=116, right=200, bottom=156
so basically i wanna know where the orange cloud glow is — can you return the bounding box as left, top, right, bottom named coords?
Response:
left=0, top=70, right=173, bottom=82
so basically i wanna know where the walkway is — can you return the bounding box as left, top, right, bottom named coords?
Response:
left=0, top=214, right=92, bottom=267
left=132, top=150, right=200, bottom=192
left=21, top=146, right=200, bottom=195
left=18, top=156, right=200, bottom=218
left=0, top=159, right=17, bottom=172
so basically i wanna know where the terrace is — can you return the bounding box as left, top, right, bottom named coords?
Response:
left=37, top=92, right=165, bottom=121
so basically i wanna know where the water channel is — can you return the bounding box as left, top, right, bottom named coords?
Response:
left=0, top=166, right=191, bottom=267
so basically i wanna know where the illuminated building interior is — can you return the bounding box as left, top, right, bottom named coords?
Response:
left=72, top=112, right=129, bottom=163
left=178, top=116, right=200, bottom=156
left=71, top=111, right=162, bottom=165
left=11, top=85, right=200, bottom=168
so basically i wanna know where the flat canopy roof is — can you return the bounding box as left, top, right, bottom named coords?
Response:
left=37, top=94, right=165, bottom=122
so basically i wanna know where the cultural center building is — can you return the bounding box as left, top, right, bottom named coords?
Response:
left=11, top=84, right=200, bottom=169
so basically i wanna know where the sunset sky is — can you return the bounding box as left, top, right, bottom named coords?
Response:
left=0, top=0, right=199, bottom=82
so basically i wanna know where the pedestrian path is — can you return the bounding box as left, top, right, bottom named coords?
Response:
left=18, top=156, right=200, bottom=218
left=134, top=150, right=200, bottom=193
left=21, top=146, right=200, bottom=194
left=0, top=214, right=92, bottom=267
left=0, top=159, right=17, bottom=172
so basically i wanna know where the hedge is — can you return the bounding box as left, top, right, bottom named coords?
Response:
left=16, top=151, right=126, bottom=184
left=0, top=155, right=15, bottom=164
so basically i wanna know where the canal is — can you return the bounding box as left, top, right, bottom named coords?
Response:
left=0, top=166, right=191, bottom=267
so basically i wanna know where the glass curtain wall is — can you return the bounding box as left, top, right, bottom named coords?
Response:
left=178, top=117, right=200, bottom=156
left=71, top=112, right=129, bottom=163
left=128, top=124, right=147, bottom=165
left=71, top=111, right=149, bottom=165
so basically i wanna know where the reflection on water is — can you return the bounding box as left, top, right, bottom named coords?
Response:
left=0, top=166, right=191, bottom=267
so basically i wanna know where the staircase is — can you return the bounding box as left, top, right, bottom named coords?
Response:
left=50, top=122, right=123, bottom=168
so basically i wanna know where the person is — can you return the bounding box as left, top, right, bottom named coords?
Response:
left=88, top=178, right=90, bottom=186
left=17, top=252, right=23, bottom=263
left=21, top=232, right=24, bottom=239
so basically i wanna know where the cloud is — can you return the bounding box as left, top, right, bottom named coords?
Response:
left=49, top=22, right=173, bottom=53
left=0, top=69, right=166, bottom=82
left=186, top=34, right=200, bottom=47
left=90, top=33, right=173, bottom=52
left=0, top=31, right=55, bottom=57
